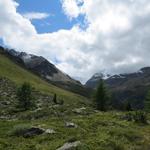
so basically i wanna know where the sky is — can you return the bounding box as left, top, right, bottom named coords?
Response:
left=0, top=0, right=150, bottom=83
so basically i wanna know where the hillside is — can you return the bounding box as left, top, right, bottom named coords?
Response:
left=1, top=46, right=92, bottom=97
left=0, top=48, right=89, bottom=106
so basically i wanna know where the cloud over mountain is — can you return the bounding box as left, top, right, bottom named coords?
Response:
left=0, top=0, right=150, bottom=83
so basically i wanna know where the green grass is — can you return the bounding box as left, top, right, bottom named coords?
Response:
left=0, top=53, right=88, bottom=105
left=0, top=112, right=150, bottom=150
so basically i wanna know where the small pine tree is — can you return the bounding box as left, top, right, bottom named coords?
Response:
left=94, top=79, right=108, bottom=111
left=17, top=82, right=34, bottom=110
left=53, top=94, right=57, bottom=104
left=145, top=91, right=150, bottom=112
left=125, top=101, right=132, bottom=111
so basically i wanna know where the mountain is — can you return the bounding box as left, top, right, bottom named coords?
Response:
left=7, top=49, right=78, bottom=83
left=86, top=68, right=150, bottom=109
left=85, top=72, right=111, bottom=89
left=0, top=46, right=89, bottom=102
left=0, top=46, right=91, bottom=97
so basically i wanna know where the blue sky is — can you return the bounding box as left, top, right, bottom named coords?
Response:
left=16, top=0, right=82, bottom=33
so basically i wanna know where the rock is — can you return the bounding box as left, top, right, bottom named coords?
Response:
left=147, top=120, right=150, bottom=125
left=2, top=92, right=8, bottom=96
left=73, top=107, right=86, bottom=114
left=57, top=141, right=81, bottom=150
left=45, top=129, right=56, bottom=134
left=23, top=127, right=45, bottom=138
left=65, top=122, right=77, bottom=128
left=94, top=110, right=99, bottom=113
left=0, top=115, right=9, bottom=119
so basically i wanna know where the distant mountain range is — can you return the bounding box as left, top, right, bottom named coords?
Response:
left=86, top=68, right=150, bottom=109
left=0, top=46, right=91, bottom=97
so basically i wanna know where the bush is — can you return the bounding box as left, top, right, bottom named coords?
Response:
left=124, top=101, right=132, bottom=111
left=10, top=124, right=31, bottom=137
left=133, top=111, right=147, bottom=124
left=108, top=140, right=125, bottom=150
left=124, top=111, right=147, bottom=124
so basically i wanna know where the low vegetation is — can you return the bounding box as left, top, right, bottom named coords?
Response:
left=0, top=112, right=150, bottom=150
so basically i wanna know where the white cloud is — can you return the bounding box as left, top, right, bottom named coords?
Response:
left=61, top=0, right=83, bottom=19
left=23, top=12, right=50, bottom=20
left=1, top=0, right=150, bottom=83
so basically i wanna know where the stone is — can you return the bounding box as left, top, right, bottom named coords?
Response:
left=57, top=141, right=81, bottom=150
left=73, top=107, right=86, bottom=114
left=65, top=122, right=77, bottom=128
left=23, top=127, right=45, bottom=138
left=45, top=129, right=56, bottom=134
left=147, top=120, right=150, bottom=125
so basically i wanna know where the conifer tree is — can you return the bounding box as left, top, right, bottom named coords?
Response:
left=53, top=93, right=57, bottom=104
left=145, top=91, right=150, bottom=112
left=125, top=101, right=132, bottom=111
left=95, top=79, right=108, bottom=111
left=17, top=82, right=34, bottom=110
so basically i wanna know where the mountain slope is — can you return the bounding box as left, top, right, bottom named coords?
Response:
left=86, top=72, right=111, bottom=88
left=7, top=48, right=78, bottom=83
left=0, top=47, right=88, bottom=105
left=86, top=68, right=150, bottom=108
left=1, top=46, right=91, bottom=97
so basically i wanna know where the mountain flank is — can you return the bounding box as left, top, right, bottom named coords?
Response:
left=86, top=68, right=150, bottom=108
left=0, top=46, right=92, bottom=97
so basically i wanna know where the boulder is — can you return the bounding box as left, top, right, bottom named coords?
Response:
left=23, top=127, right=45, bottom=138
left=45, top=129, right=56, bottom=134
left=73, top=107, right=86, bottom=114
left=57, top=141, right=81, bottom=150
left=65, top=122, right=78, bottom=128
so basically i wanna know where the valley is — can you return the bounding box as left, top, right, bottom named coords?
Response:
left=1, top=0, right=150, bottom=149
left=0, top=46, right=150, bottom=150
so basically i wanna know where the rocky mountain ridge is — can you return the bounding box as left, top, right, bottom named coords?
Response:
left=0, top=46, right=91, bottom=97
left=6, top=48, right=78, bottom=83
left=86, top=67, right=150, bottom=108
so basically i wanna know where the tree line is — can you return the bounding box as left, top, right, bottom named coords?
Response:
left=94, top=79, right=150, bottom=112
left=16, top=81, right=150, bottom=112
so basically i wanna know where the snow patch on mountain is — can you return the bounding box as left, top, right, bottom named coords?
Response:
left=20, top=53, right=32, bottom=63
left=92, top=72, right=111, bottom=80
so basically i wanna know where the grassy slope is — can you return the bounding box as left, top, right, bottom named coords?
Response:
left=0, top=53, right=88, bottom=104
